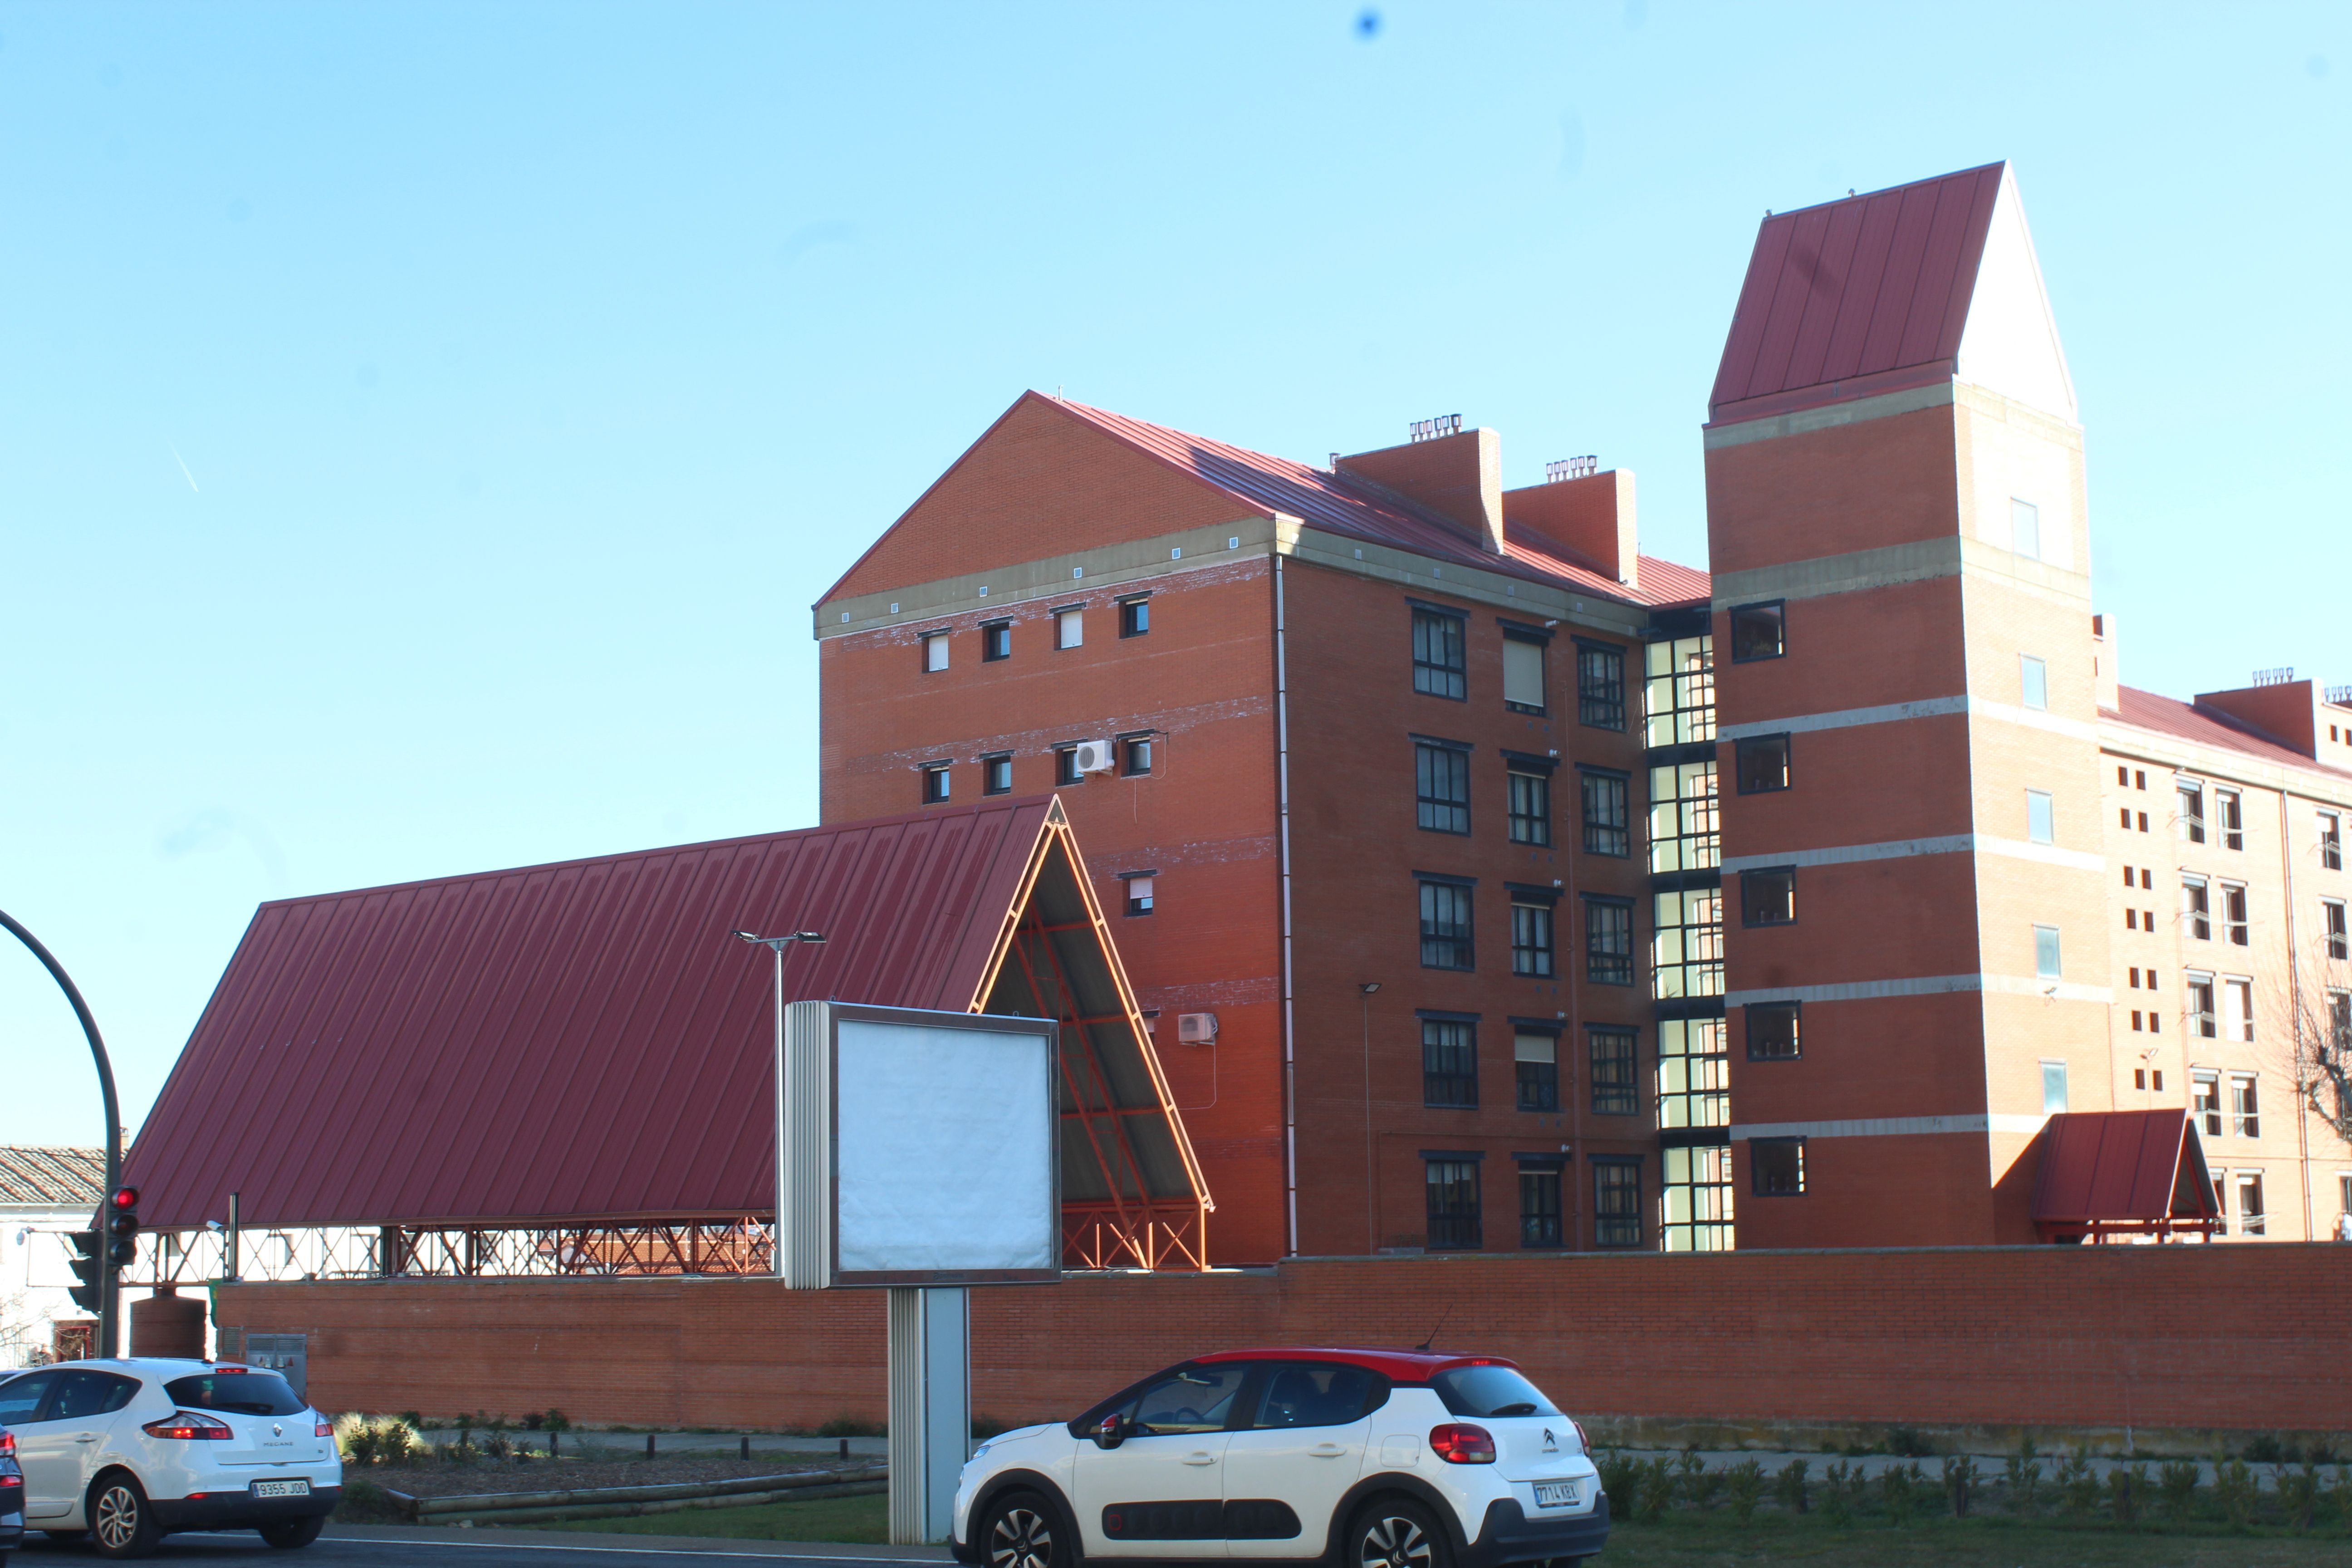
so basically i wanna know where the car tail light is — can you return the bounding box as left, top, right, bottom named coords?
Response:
left=1429, top=1423, right=1496, bottom=1464
left=0, top=1429, right=15, bottom=1457
left=143, top=1410, right=234, bottom=1441
left=1571, top=1419, right=1590, bottom=1453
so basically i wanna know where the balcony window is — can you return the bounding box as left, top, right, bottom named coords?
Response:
left=1413, top=609, right=1467, bottom=700
left=1424, top=1158, right=1482, bottom=1249
left=1421, top=1017, right=1478, bottom=1108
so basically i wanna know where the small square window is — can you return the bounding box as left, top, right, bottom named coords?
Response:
left=1119, top=598, right=1149, bottom=637
left=1123, top=736, right=1153, bottom=776
left=1740, top=867, right=1796, bottom=927
left=923, top=632, right=950, bottom=673
left=2041, top=1060, right=2068, bottom=1113
left=2027, top=789, right=2054, bottom=845
left=1056, top=747, right=1082, bottom=786
left=1746, top=1000, right=1801, bottom=1060
left=1751, top=1137, right=1805, bottom=1196
left=981, top=622, right=1011, bottom=661
left=2019, top=654, right=2048, bottom=711
left=1056, top=608, right=1084, bottom=650
left=982, top=755, right=1013, bottom=795
left=1729, top=601, right=1785, bottom=662
left=1124, top=876, right=1155, bottom=917
left=2034, top=924, right=2063, bottom=980
left=1735, top=734, right=1791, bottom=794
left=921, top=764, right=951, bottom=804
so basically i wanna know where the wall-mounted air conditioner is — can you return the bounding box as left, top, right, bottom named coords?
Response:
left=1071, top=739, right=1117, bottom=774
left=1177, top=1012, right=1218, bottom=1045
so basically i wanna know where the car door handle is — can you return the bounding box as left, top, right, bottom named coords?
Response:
left=1182, top=1451, right=1217, bottom=1465
left=75, top=1434, right=101, bottom=1443
left=1310, top=1444, right=1348, bottom=1457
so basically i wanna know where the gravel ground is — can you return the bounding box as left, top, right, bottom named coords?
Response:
left=360, top=1456, right=872, bottom=1499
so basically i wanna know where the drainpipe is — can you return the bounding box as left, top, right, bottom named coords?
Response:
left=1274, top=554, right=1299, bottom=1257
left=2281, top=790, right=2313, bottom=1240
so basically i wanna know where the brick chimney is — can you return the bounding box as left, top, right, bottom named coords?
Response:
left=1334, top=428, right=1504, bottom=555
left=2194, top=676, right=2322, bottom=758
left=1500, top=469, right=1637, bottom=588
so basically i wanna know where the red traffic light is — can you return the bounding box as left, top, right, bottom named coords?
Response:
left=110, top=1186, right=139, bottom=1210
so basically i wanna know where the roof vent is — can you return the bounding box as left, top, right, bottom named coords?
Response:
left=1408, top=414, right=1462, bottom=443
left=2327, top=685, right=2352, bottom=707
left=2252, top=667, right=2296, bottom=687
left=1546, top=456, right=1599, bottom=483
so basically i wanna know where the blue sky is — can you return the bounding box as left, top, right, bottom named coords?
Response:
left=3, top=2, right=2346, bottom=1148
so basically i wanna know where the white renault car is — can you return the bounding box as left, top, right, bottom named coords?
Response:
left=0, top=1359, right=340, bottom=1558
left=952, top=1348, right=1607, bottom=1568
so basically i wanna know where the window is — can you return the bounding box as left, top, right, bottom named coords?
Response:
left=1053, top=607, right=1084, bottom=650
left=1124, top=876, right=1155, bottom=917
left=2193, top=1071, right=2222, bottom=1137
left=1118, top=597, right=1149, bottom=637
left=2234, top=1171, right=2265, bottom=1236
left=2178, top=782, right=2205, bottom=843
left=1588, top=1028, right=1637, bottom=1115
left=2224, top=977, right=2253, bottom=1043
left=1651, top=887, right=1724, bottom=1000
left=1729, top=601, right=1785, bottom=662
left=2020, top=654, right=2048, bottom=712
left=1740, top=868, right=1796, bottom=928
left=2040, top=1060, right=2068, bottom=1114
left=1419, top=880, right=1475, bottom=970
left=1509, top=898, right=1556, bottom=979
left=1642, top=635, right=1714, bottom=746
left=1245, top=1362, right=1379, bottom=1430
left=2188, top=973, right=2217, bottom=1037
left=1415, top=741, right=1472, bottom=834
left=1648, top=760, right=1720, bottom=873
left=2012, top=497, right=2042, bottom=560
left=1656, top=1146, right=1730, bottom=1252
left=0, top=1370, right=58, bottom=1425
left=1421, top=1017, right=1478, bottom=1107
left=1502, top=632, right=1547, bottom=713
left=1117, top=1363, right=1250, bottom=1436
left=922, top=632, right=950, bottom=672
left=1517, top=1164, right=1563, bottom=1248
left=2334, top=992, right=2352, bottom=1054
left=1576, top=642, right=1625, bottom=730
left=1122, top=736, right=1153, bottom=776
left=1656, top=1017, right=1728, bottom=1129
left=1747, top=1000, right=1801, bottom=1060
left=981, top=621, right=1011, bottom=661
left=1735, top=734, right=1791, bottom=794
left=2229, top=1076, right=2259, bottom=1137
left=921, top=763, right=951, bottom=804
left=2222, top=882, right=2249, bottom=946
left=2034, top=924, right=2063, bottom=980
left=2218, top=789, right=2244, bottom=851
left=1584, top=896, right=1633, bottom=985
left=2326, top=900, right=2347, bottom=961
left=2323, top=813, right=2343, bottom=871
left=1424, top=1158, right=1481, bottom=1249
left=1514, top=1030, right=1559, bottom=1112
left=1055, top=746, right=1083, bottom=786
left=1507, top=767, right=1553, bottom=847
left=1592, top=1159, right=1643, bottom=1248
left=1752, top=1138, right=1806, bottom=1196
left=1580, top=769, right=1629, bottom=856
left=1412, top=608, right=1467, bottom=700
left=982, top=754, right=1013, bottom=795
left=2027, top=789, right=2054, bottom=845
left=2183, top=877, right=2211, bottom=940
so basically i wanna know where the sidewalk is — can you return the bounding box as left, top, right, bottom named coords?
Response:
left=410, top=1428, right=889, bottom=1461
left=325, top=1524, right=945, bottom=1559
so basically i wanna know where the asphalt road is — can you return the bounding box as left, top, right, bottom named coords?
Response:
left=9, top=1528, right=951, bottom=1568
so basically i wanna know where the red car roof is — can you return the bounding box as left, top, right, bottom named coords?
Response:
left=1193, top=1347, right=1515, bottom=1382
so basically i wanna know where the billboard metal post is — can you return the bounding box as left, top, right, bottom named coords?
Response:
left=887, top=1285, right=970, bottom=1545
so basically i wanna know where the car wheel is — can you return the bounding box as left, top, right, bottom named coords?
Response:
left=89, top=1473, right=162, bottom=1559
left=259, top=1517, right=326, bottom=1550
left=1348, top=1498, right=1451, bottom=1568
left=978, top=1490, right=1066, bottom=1568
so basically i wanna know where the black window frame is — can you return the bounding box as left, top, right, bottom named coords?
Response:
left=920, top=762, right=952, bottom=804
left=1746, top=1000, right=1802, bottom=1061
left=1516, top=1161, right=1564, bottom=1249
left=980, top=753, right=1014, bottom=796
left=1423, top=1155, right=1483, bottom=1250
left=1591, top=1156, right=1643, bottom=1249
left=1575, top=639, right=1626, bottom=731
left=1584, top=894, right=1634, bottom=985
left=980, top=620, right=1012, bottom=662
left=1588, top=1027, right=1638, bottom=1116
left=1735, top=733, right=1792, bottom=794
left=1120, top=870, right=1156, bottom=918
left=1414, top=739, right=1473, bottom=835
left=1118, top=595, right=1151, bottom=639
left=1055, top=746, right=1083, bottom=787
left=1728, top=599, right=1786, bottom=663
left=1505, top=761, right=1553, bottom=848
left=1740, top=867, right=1797, bottom=928
left=1418, top=877, right=1476, bottom=971
left=1500, top=624, right=1550, bottom=716
left=1411, top=607, right=1469, bottom=701
left=1750, top=1137, right=1807, bottom=1197
left=1419, top=1014, right=1479, bottom=1109
left=1509, top=896, right=1557, bottom=979
left=1513, top=1024, right=1560, bottom=1112
left=1579, top=766, right=1630, bottom=857
left=1121, top=733, right=1155, bottom=777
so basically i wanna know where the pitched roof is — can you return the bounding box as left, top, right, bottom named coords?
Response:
left=1038, top=397, right=1709, bottom=610
left=2106, top=686, right=2352, bottom=784
left=126, top=797, right=1205, bottom=1235
left=2031, top=1109, right=2216, bottom=1230
left=0, top=1146, right=105, bottom=1208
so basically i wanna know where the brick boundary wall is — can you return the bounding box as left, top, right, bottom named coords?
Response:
left=216, top=1245, right=2352, bottom=1436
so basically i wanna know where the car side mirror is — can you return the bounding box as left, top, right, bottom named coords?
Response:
left=1093, top=1414, right=1126, bottom=1450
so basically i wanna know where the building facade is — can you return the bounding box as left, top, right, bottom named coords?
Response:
left=814, top=162, right=2352, bottom=1260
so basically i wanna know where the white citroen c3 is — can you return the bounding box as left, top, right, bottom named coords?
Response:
left=0, top=1359, right=341, bottom=1558
left=953, top=1348, right=1607, bottom=1568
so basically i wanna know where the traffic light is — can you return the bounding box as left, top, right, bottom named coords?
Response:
left=105, top=1185, right=139, bottom=1268
left=66, top=1230, right=103, bottom=1312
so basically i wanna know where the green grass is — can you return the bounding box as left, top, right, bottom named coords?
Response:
left=532, top=1491, right=890, bottom=1543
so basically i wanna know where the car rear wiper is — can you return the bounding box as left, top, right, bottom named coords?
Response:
left=1489, top=1402, right=1538, bottom=1416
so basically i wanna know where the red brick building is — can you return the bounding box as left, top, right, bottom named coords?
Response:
left=816, top=162, right=2352, bottom=1261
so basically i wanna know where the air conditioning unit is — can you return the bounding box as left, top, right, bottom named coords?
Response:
left=1071, top=739, right=1117, bottom=774
left=1177, top=1012, right=1218, bottom=1045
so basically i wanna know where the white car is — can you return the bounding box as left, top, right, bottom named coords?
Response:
left=952, top=1348, right=1607, bottom=1568
left=0, top=1359, right=341, bottom=1558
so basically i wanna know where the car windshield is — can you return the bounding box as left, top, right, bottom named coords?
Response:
left=163, top=1372, right=307, bottom=1417
left=1430, top=1363, right=1559, bottom=1419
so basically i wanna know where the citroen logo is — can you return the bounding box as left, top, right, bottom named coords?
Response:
left=1541, top=1428, right=1558, bottom=1452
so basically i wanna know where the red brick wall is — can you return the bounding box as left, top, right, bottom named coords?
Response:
left=222, top=1244, right=2352, bottom=1435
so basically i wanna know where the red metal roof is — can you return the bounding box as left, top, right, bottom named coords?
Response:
left=1195, top=1347, right=1515, bottom=1382
left=2031, top=1109, right=2217, bottom=1230
left=1710, top=163, right=2006, bottom=424
left=2107, top=686, right=2352, bottom=783
left=126, top=799, right=1066, bottom=1231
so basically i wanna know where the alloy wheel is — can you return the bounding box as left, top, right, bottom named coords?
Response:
left=988, top=1506, right=1054, bottom=1568
left=1359, top=1513, right=1432, bottom=1568
left=95, top=1485, right=142, bottom=1551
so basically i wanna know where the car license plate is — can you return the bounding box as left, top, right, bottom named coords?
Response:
left=251, top=1479, right=311, bottom=1499
left=1533, top=1481, right=1580, bottom=1509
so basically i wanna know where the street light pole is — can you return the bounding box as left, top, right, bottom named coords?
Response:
left=0, top=908, right=124, bottom=1358
left=731, top=929, right=827, bottom=1280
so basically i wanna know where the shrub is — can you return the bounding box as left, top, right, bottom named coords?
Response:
left=1885, top=1426, right=1935, bottom=1459
left=343, top=1425, right=380, bottom=1468
left=1724, top=1459, right=1764, bottom=1525
left=1821, top=1460, right=1856, bottom=1528
left=2108, top=1461, right=2146, bottom=1529
left=484, top=1432, right=514, bottom=1461
left=2245, top=1433, right=2285, bottom=1464
left=2158, top=1459, right=2200, bottom=1522
left=2308, top=1441, right=2341, bottom=1466
left=543, top=1408, right=571, bottom=1433
left=376, top=1421, right=415, bottom=1466
left=972, top=1414, right=1009, bottom=1441
left=1881, top=1462, right=1916, bottom=1528
left=399, top=1411, right=423, bottom=1431
left=2056, top=1446, right=2099, bottom=1520
left=2215, top=1455, right=2257, bottom=1530
left=1595, top=1450, right=1641, bottom=1518
left=1774, top=1458, right=1809, bottom=1515
left=1941, top=1453, right=1979, bottom=1519
left=2328, top=1464, right=2352, bottom=1533
left=818, top=1414, right=881, bottom=1439
left=1678, top=1449, right=1720, bottom=1512
left=333, top=1479, right=408, bottom=1524
left=1637, top=1455, right=1675, bottom=1523
left=2005, top=1438, right=2042, bottom=1515
left=2278, top=1460, right=2321, bottom=1532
